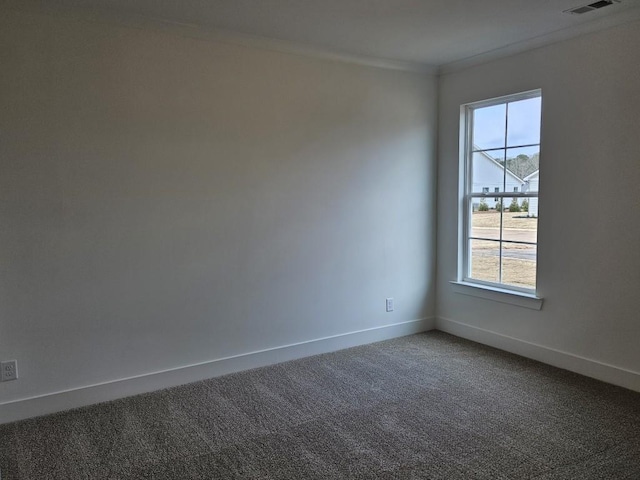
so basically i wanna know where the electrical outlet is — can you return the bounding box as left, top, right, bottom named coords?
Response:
left=386, top=297, right=394, bottom=312
left=1, top=360, right=18, bottom=382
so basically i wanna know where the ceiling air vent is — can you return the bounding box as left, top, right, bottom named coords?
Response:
left=564, top=0, right=620, bottom=14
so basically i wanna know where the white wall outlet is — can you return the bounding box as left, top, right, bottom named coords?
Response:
left=1, top=360, right=18, bottom=382
left=386, top=297, right=394, bottom=312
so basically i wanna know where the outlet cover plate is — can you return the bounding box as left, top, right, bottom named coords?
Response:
left=1, top=360, right=18, bottom=382
left=386, top=298, right=394, bottom=312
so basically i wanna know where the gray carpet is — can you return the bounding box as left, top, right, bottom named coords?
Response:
left=1, top=331, right=639, bottom=479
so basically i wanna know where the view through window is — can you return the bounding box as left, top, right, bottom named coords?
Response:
left=463, top=90, right=541, bottom=292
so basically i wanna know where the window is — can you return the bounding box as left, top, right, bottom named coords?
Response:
left=461, top=90, right=541, bottom=293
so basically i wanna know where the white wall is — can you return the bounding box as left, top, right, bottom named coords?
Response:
left=0, top=7, right=437, bottom=420
left=437, top=20, right=640, bottom=390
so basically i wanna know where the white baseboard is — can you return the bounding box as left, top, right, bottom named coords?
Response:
left=437, top=316, right=640, bottom=393
left=0, top=317, right=435, bottom=424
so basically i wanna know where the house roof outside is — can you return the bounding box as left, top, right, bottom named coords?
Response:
left=524, top=170, right=540, bottom=181
left=475, top=150, right=526, bottom=185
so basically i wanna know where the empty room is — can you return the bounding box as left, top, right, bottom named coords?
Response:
left=1, top=0, right=639, bottom=478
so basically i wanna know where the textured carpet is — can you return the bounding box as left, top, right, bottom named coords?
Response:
left=1, top=331, right=639, bottom=479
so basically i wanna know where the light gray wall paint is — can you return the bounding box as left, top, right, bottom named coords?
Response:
left=437, top=21, right=640, bottom=376
left=0, top=8, right=437, bottom=404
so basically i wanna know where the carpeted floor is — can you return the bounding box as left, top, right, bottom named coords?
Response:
left=1, top=331, right=639, bottom=479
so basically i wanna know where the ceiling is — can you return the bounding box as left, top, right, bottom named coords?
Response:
left=21, top=0, right=640, bottom=70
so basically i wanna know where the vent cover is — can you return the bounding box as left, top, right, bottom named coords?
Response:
left=564, top=0, right=620, bottom=14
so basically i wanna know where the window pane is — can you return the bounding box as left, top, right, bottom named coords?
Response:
left=471, top=205, right=501, bottom=240
left=502, top=243, right=537, bottom=289
left=506, top=96, right=541, bottom=147
left=505, top=146, right=539, bottom=183
left=471, top=149, right=506, bottom=193
left=502, top=203, right=538, bottom=243
left=472, top=103, right=506, bottom=150
left=470, top=239, right=500, bottom=283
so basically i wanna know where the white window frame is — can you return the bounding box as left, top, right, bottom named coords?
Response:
left=459, top=89, right=542, bottom=297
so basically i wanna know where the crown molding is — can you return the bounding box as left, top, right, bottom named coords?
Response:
left=7, top=1, right=638, bottom=81
left=4, top=0, right=437, bottom=75
left=439, top=6, right=640, bottom=75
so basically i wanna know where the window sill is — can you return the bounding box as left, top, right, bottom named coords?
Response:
left=450, top=281, right=543, bottom=310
